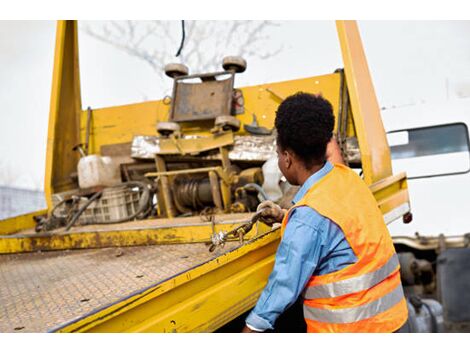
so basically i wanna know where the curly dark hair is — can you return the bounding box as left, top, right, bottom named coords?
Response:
left=275, top=92, right=334, bottom=168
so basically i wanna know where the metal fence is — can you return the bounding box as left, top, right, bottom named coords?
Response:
left=0, top=186, right=46, bottom=220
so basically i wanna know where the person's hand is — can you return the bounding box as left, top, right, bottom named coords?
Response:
left=257, top=200, right=286, bottom=225
left=241, top=325, right=258, bottom=333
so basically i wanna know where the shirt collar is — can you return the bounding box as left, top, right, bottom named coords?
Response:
left=292, top=161, right=334, bottom=204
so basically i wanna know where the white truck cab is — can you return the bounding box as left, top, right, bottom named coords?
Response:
left=382, top=99, right=470, bottom=237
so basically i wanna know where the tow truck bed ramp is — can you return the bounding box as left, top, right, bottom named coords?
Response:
left=0, top=231, right=280, bottom=333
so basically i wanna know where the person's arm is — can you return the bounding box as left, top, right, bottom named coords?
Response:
left=243, top=207, right=327, bottom=332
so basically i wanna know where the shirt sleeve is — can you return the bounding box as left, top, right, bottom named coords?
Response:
left=245, top=206, right=328, bottom=331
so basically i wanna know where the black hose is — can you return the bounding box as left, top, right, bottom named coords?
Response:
left=175, top=20, right=185, bottom=57
left=65, top=191, right=103, bottom=231
left=64, top=181, right=152, bottom=231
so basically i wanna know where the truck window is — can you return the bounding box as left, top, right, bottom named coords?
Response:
left=387, top=123, right=470, bottom=179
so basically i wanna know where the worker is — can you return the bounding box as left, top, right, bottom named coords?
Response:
left=242, top=92, right=408, bottom=333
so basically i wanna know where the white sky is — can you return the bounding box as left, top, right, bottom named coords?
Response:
left=1, top=20, right=470, bottom=190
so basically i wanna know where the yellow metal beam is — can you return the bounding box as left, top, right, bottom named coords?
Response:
left=0, top=215, right=271, bottom=254
left=0, top=209, right=47, bottom=235
left=79, top=73, right=342, bottom=155
left=156, top=132, right=234, bottom=155
left=44, top=20, right=82, bottom=210
left=336, top=21, right=393, bottom=185
left=369, top=172, right=410, bottom=224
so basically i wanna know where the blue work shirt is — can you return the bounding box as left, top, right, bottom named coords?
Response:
left=245, top=161, right=358, bottom=331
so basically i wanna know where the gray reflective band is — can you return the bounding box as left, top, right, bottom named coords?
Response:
left=303, top=253, right=400, bottom=299
left=303, top=283, right=405, bottom=324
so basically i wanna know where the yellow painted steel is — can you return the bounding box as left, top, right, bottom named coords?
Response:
left=0, top=209, right=47, bottom=235
left=154, top=131, right=234, bottom=155
left=80, top=73, right=342, bottom=157
left=369, top=172, right=410, bottom=223
left=44, top=21, right=82, bottom=210
left=336, top=21, right=393, bottom=185
left=0, top=216, right=271, bottom=254
left=55, top=229, right=281, bottom=332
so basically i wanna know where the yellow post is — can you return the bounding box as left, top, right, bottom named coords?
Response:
left=336, top=20, right=393, bottom=185
left=44, top=20, right=82, bottom=210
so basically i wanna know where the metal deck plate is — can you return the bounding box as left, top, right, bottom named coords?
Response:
left=0, top=243, right=237, bottom=332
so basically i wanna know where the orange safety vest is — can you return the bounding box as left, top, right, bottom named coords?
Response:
left=280, top=163, right=408, bottom=333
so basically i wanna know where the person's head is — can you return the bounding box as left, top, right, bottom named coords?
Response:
left=275, top=92, right=335, bottom=185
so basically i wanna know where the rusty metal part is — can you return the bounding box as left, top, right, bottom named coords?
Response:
left=157, top=132, right=234, bottom=155
left=335, top=69, right=350, bottom=163
left=85, top=107, right=92, bottom=155
left=230, top=202, right=247, bottom=213
left=147, top=166, right=232, bottom=215
left=0, top=213, right=256, bottom=254
left=222, top=56, right=247, bottom=73
left=344, top=136, right=361, bottom=165
left=231, top=89, right=244, bottom=115
left=209, top=171, right=223, bottom=211
left=131, top=134, right=276, bottom=161
left=209, top=211, right=263, bottom=252
left=173, top=177, right=213, bottom=210
left=214, top=115, right=241, bottom=132
left=218, top=147, right=232, bottom=211
left=244, top=114, right=272, bottom=135
left=170, top=71, right=235, bottom=122
left=164, top=63, right=189, bottom=78
left=146, top=166, right=230, bottom=185
left=156, top=121, right=181, bottom=137
left=238, top=167, right=263, bottom=186
left=155, top=155, right=176, bottom=218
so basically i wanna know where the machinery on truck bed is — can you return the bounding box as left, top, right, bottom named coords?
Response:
left=0, top=20, right=469, bottom=333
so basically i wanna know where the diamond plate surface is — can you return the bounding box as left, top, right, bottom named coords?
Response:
left=0, top=242, right=238, bottom=332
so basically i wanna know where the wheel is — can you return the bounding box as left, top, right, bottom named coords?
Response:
left=164, top=63, right=189, bottom=78
left=214, top=115, right=240, bottom=132
left=222, top=56, right=247, bottom=73
left=157, top=121, right=181, bottom=136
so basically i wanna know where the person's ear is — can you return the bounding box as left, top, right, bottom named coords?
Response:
left=284, top=150, right=292, bottom=169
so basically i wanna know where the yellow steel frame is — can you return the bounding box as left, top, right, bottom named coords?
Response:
left=336, top=21, right=393, bottom=185
left=78, top=73, right=342, bottom=158
left=0, top=209, right=47, bottom=235
left=155, top=132, right=234, bottom=155
left=0, top=215, right=271, bottom=254
left=44, top=21, right=82, bottom=210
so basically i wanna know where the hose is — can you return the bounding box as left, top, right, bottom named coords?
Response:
left=64, top=181, right=152, bottom=231
left=242, top=183, right=269, bottom=201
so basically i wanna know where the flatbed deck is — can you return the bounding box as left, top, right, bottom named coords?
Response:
left=0, top=242, right=238, bottom=332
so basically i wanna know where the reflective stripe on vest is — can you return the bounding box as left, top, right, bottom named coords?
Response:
left=303, top=283, right=405, bottom=324
left=303, top=253, right=400, bottom=299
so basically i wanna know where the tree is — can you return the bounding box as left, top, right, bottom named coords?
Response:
left=81, top=20, right=282, bottom=78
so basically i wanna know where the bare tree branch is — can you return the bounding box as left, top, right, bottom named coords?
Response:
left=81, top=20, right=283, bottom=78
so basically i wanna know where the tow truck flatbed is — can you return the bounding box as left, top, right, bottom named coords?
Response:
left=0, top=229, right=280, bottom=332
